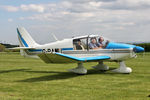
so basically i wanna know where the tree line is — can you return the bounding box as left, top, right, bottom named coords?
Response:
left=0, top=43, right=19, bottom=52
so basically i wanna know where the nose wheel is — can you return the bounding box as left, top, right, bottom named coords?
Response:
left=111, top=61, right=132, bottom=73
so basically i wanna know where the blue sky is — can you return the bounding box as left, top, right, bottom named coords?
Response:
left=0, top=0, right=150, bottom=44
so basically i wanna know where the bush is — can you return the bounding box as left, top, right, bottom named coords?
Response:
left=0, top=44, right=5, bottom=52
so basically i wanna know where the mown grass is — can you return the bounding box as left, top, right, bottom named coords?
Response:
left=0, top=52, right=150, bottom=100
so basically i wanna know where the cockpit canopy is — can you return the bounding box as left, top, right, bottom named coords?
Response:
left=73, top=35, right=109, bottom=50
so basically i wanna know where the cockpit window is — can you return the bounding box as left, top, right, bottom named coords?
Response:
left=88, top=37, right=109, bottom=49
left=96, top=37, right=109, bottom=49
left=73, top=39, right=86, bottom=50
left=73, top=36, right=109, bottom=50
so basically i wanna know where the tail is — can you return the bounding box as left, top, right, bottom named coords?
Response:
left=17, top=27, right=39, bottom=47
left=17, top=27, right=40, bottom=58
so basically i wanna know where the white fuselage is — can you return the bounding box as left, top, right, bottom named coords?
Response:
left=26, top=38, right=136, bottom=61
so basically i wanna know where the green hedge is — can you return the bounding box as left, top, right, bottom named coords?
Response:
left=0, top=44, right=20, bottom=52
left=0, top=44, right=5, bottom=52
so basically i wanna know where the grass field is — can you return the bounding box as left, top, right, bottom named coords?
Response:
left=0, top=52, right=150, bottom=100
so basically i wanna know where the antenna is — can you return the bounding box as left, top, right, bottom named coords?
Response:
left=52, top=33, right=58, bottom=41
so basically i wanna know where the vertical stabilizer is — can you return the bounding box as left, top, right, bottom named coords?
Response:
left=17, top=27, right=39, bottom=47
left=17, top=27, right=40, bottom=58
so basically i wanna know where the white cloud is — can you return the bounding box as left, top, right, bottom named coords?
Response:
left=8, top=18, right=13, bottom=22
left=27, top=13, right=52, bottom=21
left=61, top=1, right=72, bottom=8
left=1, top=4, right=45, bottom=13
left=80, top=12, right=95, bottom=17
left=20, top=4, right=45, bottom=13
left=101, top=0, right=150, bottom=10
left=18, top=0, right=150, bottom=28
left=19, top=17, right=24, bottom=20
left=1, top=5, right=18, bottom=12
left=89, top=1, right=102, bottom=7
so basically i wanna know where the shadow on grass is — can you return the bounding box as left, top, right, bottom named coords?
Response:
left=17, top=71, right=80, bottom=82
left=17, top=68, right=121, bottom=82
left=0, top=69, right=30, bottom=74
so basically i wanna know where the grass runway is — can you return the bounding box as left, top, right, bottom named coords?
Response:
left=0, top=52, right=150, bottom=100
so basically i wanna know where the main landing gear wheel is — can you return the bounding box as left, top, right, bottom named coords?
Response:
left=68, top=63, right=87, bottom=75
left=111, top=61, right=132, bottom=74
left=92, top=61, right=109, bottom=71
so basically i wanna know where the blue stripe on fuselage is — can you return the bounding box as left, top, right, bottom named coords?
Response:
left=17, top=29, right=29, bottom=47
left=61, top=48, right=73, bottom=51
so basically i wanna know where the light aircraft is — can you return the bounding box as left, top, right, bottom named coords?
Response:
left=12, top=27, right=144, bottom=74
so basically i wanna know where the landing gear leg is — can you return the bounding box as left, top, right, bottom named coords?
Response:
left=68, top=63, right=87, bottom=74
left=111, top=61, right=132, bottom=73
left=92, top=61, right=109, bottom=71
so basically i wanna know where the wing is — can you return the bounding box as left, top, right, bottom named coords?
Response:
left=38, top=52, right=110, bottom=63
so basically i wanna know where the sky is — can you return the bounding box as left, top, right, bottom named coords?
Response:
left=0, top=0, right=150, bottom=44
